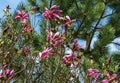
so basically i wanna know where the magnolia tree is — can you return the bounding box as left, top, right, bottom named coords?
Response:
left=0, top=1, right=119, bottom=83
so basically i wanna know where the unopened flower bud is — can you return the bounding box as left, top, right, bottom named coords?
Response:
left=6, top=5, right=10, bottom=9
left=107, top=57, right=112, bottom=64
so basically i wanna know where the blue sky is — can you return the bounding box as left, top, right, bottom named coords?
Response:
left=0, top=0, right=22, bottom=17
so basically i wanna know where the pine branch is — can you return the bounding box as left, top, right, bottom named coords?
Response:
left=112, top=42, right=120, bottom=46
left=102, top=12, right=115, bottom=19
left=75, top=0, right=79, bottom=10
left=86, top=4, right=106, bottom=52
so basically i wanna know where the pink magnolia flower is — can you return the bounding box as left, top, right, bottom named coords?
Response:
left=42, top=5, right=62, bottom=19
left=47, top=31, right=65, bottom=46
left=87, top=69, right=100, bottom=78
left=102, top=73, right=117, bottom=83
left=72, top=39, right=82, bottom=51
left=106, top=73, right=117, bottom=80
left=62, top=53, right=80, bottom=66
left=22, top=26, right=33, bottom=33
left=5, top=69, right=14, bottom=78
left=15, top=10, right=29, bottom=26
left=60, top=16, right=76, bottom=27
left=39, top=48, right=52, bottom=59
left=15, top=10, right=29, bottom=20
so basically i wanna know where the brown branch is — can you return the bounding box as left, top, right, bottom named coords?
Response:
left=73, top=16, right=86, bottom=38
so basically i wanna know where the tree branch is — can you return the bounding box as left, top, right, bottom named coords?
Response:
left=75, top=0, right=79, bottom=10
left=102, top=12, right=115, bottom=19
left=86, top=5, right=106, bottom=52
left=112, top=42, right=120, bottom=46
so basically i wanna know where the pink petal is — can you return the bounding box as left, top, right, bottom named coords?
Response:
left=111, top=74, right=117, bottom=79
left=17, top=10, right=22, bottom=15
left=50, top=5, right=58, bottom=10
left=106, top=73, right=111, bottom=79
left=102, top=79, right=109, bottom=83
left=15, top=16, right=21, bottom=20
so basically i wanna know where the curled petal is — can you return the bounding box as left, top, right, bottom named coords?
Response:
left=102, top=79, right=109, bottom=83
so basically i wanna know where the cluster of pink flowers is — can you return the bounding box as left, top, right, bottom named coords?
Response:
left=87, top=68, right=100, bottom=78
left=22, top=26, right=33, bottom=33
left=42, top=5, right=76, bottom=27
left=15, top=10, right=33, bottom=33
left=102, top=73, right=117, bottom=83
left=62, top=53, right=80, bottom=66
left=40, top=5, right=80, bottom=68
left=87, top=68, right=117, bottom=83
left=42, top=5, right=62, bottom=19
left=47, top=31, right=65, bottom=47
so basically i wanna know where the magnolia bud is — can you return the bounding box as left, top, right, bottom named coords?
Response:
left=107, top=57, right=112, bottom=64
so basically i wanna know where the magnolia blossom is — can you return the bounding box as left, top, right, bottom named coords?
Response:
left=5, top=69, right=14, bottom=77
left=42, top=5, right=62, bottom=19
left=47, top=31, right=65, bottom=46
left=39, top=48, right=52, bottom=59
left=102, top=73, right=117, bottom=83
left=106, top=73, right=117, bottom=80
left=72, top=39, right=82, bottom=51
left=15, top=10, right=29, bottom=26
left=60, top=16, right=76, bottom=27
left=62, top=53, right=80, bottom=66
left=22, top=26, right=33, bottom=33
left=87, top=69, right=100, bottom=78
left=15, top=10, right=29, bottom=20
